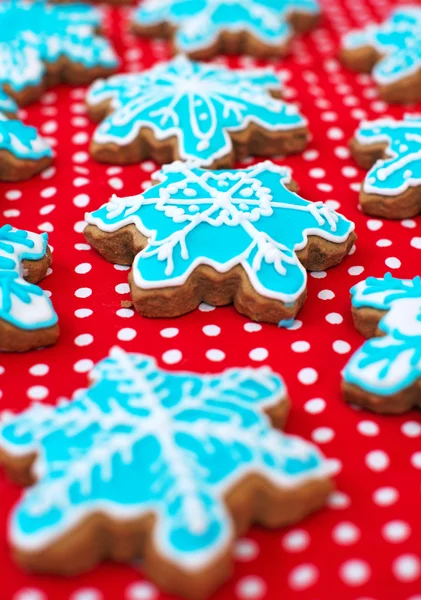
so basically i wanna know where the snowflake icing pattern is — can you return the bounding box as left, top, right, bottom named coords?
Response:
left=86, top=161, right=354, bottom=307
left=88, top=56, right=307, bottom=166
left=0, top=225, right=57, bottom=331
left=0, top=112, right=52, bottom=161
left=342, top=7, right=421, bottom=98
left=132, top=0, right=320, bottom=56
left=0, top=347, right=328, bottom=576
left=0, top=1, right=117, bottom=102
left=344, top=273, right=421, bottom=397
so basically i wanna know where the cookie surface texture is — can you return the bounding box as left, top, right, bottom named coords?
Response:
left=342, top=273, right=421, bottom=414
left=85, top=161, right=355, bottom=324
left=350, top=115, right=421, bottom=219
left=132, top=0, right=321, bottom=58
left=0, top=112, right=53, bottom=181
left=0, top=347, right=331, bottom=598
left=340, top=7, right=421, bottom=104
left=86, top=56, right=309, bottom=168
left=0, top=1, right=118, bottom=106
left=0, top=224, right=59, bottom=352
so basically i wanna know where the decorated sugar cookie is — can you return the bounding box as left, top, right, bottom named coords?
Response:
left=0, top=90, right=17, bottom=118
left=343, top=274, right=421, bottom=414
left=0, top=225, right=59, bottom=352
left=0, top=113, right=53, bottom=181
left=85, top=161, right=355, bottom=324
left=0, top=347, right=331, bottom=597
left=86, top=56, right=309, bottom=168
left=341, top=7, right=421, bottom=104
left=0, top=1, right=118, bottom=107
left=350, top=115, right=421, bottom=219
left=131, top=0, right=321, bottom=59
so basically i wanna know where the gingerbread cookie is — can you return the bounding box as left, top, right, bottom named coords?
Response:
left=340, top=7, right=421, bottom=104
left=0, top=1, right=118, bottom=107
left=0, top=113, right=53, bottom=181
left=342, top=274, right=421, bottom=414
left=0, top=347, right=332, bottom=598
left=131, top=0, right=321, bottom=59
left=86, top=56, right=309, bottom=168
left=350, top=115, right=421, bottom=219
left=0, top=225, right=59, bottom=352
left=85, top=161, right=355, bottom=324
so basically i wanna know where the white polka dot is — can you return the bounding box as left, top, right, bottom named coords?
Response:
left=206, top=349, right=226, bottom=362
left=367, top=219, right=383, bottom=231
left=376, top=238, right=392, bottom=247
left=385, top=257, right=401, bottom=269
left=75, top=287, right=92, bottom=298
left=117, top=328, right=137, bottom=341
left=312, top=427, right=334, bottom=443
left=327, top=491, right=351, bottom=509
left=162, top=350, right=182, bottom=365
left=75, top=308, right=93, bottom=318
left=318, top=289, right=334, bottom=300
left=203, top=325, right=221, bottom=337
left=348, top=266, right=364, bottom=276
left=75, top=263, right=92, bottom=274
left=109, top=177, right=124, bottom=190
left=303, top=149, right=319, bottom=161
left=73, top=177, right=89, bottom=187
left=38, top=221, right=54, bottom=233
left=125, top=581, right=158, bottom=600
left=340, top=559, right=370, bottom=586
left=326, top=312, right=343, bottom=324
left=73, top=151, right=89, bottom=164
left=310, top=271, right=327, bottom=279
left=382, top=520, right=410, bottom=543
left=291, top=341, right=310, bottom=352
left=304, top=398, right=326, bottom=414
left=402, top=219, right=417, bottom=229
left=70, top=589, right=102, bottom=600
left=334, top=146, right=350, bottom=159
left=309, top=168, right=326, bottom=179
left=411, top=452, right=421, bottom=469
left=298, top=368, right=318, bottom=385
left=244, top=322, right=262, bottom=332
left=198, top=302, right=215, bottom=312
left=73, top=194, right=90, bottom=208
left=401, top=421, right=421, bottom=438
left=116, top=308, right=134, bottom=318
left=74, top=359, right=94, bottom=373
left=159, top=328, right=179, bottom=339
left=342, top=166, right=358, bottom=178
left=327, top=127, right=344, bottom=140
left=410, top=237, right=421, bottom=249
left=114, top=264, right=130, bottom=271
left=373, top=487, right=399, bottom=506
left=333, top=340, right=351, bottom=354
left=29, top=364, right=49, bottom=377
left=6, top=190, right=22, bottom=200
left=234, top=538, right=259, bottom=561
left=288, top=564, right=319, bottom=590
left=115, top=283, right=130, bottom=294
left=393, top=555, right=421, bottom=582
left=0, top=366, right=4, bottom=375
left=287, top=319, right=303, bottom=330
left=40, top=186, right=56, bottom=199
left=249, top=348, right=269, bottom=361
left=235, top=575, right=266, bottom=599
left=333, top=522, right=360, bottom=545
left=365, top=450, right=389, bottom=471
left=13, top=590, right=46, bottom=600
left=39, top=204, right=56, bottom=215
left=75, top=243, right=91, bottom=251
left=282, top=529, right=310, bottom=552
left=27, top=386, right=49, bottom=400
left=357, top=420, right=379, bottom=436
left=74, top=334, right=94, bottom=346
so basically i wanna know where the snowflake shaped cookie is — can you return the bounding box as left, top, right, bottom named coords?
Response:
left=85, top=161, right=355, bottom=324
left=343, top=274, right=421, bottom=414
left=341, top=7, right=421, bottom=104
left=0, top=112, right=53, bottom=181
left=0, top=347, right=331, bottom=597
left=87, top=56, right=308, bottom=168
left=0, top=1, right=118, bottom=107
left=132, top=0, right=321, bottom=59
left=0, top=225, right=58, bottom=352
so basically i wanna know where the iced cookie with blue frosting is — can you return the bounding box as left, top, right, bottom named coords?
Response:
left=350, top=115, right=421, bottom=219
left=0, top=113, right=53, bottom=182
left=0, top=225, right=59, bottom=352
left=131, top=0, right=321, bottom=59
left=0, top=1, right=118, bottom=107
left=0, top=346, right=332, bottom=597
left=84, top=160, right=355, bottom=324
left=86, top=56, right=309, bottom=168
left=343, top=274, right=421, bottom=414
left=0, top=90, right=18, bottom=119
left=341, top=7, right=421, bottom=104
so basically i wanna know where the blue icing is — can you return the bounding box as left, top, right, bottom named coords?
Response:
left=0, top=113, right=52, bottom=159
left=86, top=161, right=354, bottom=304
left=0, top=89, right=17, bottom=116
left=355, top=115, right=421, bottom=198
left=133, top=0, right=320, bottom=54
left=343, top=274, right=421, bottom=396
left=343, top=8, right=421, bottom=86
left=0, top=225, right=58, bottom=331
left=0, top=348, right=327, bottom=565
left=278, top=318, right=295, bottom=328
left=89, top=56, right=307, bottom=165
left=0, top=1, right=117, bottom=93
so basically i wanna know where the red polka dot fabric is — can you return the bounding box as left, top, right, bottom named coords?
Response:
left=1, top=1, right=421, bottom=599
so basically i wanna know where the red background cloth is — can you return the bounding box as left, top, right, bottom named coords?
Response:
left=1, top=0, right=421, bottom=599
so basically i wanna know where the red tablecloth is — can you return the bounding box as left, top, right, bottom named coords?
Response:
left=1, top=1, right=421, bottom=599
